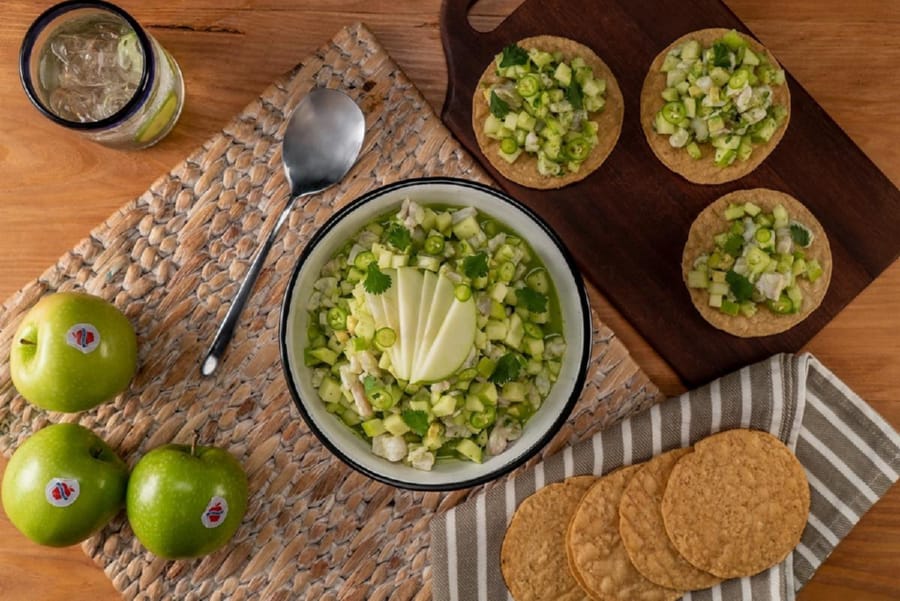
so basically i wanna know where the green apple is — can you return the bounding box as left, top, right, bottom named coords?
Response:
left=10, top=291, right=138, bottom=412
left=1, top=423, right=129, bottom=547
left=126, top=442, right=248, bottom=559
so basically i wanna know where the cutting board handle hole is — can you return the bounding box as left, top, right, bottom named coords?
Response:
left=466, top=0, right=526, bottom=33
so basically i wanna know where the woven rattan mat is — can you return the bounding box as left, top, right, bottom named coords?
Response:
left=0, top=23, right=658, bottom=600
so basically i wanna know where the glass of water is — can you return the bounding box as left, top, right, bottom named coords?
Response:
left=19, top=0, right=185, bottom=149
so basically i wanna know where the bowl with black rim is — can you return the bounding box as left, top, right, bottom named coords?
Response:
left=280, top=177, right=591, bottom=490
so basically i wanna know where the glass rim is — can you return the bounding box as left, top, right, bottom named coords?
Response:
left=18, top=0, right=156, bottom=131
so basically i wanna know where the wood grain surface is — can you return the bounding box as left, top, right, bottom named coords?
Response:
left=0, top=1, right=897, bottom=600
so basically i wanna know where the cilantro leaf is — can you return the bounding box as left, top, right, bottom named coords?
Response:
left=499, top=44, right=529, bottom=68
left=401, top=410, right=430, bottom=437
left=463, top=252, right=489, bottom=279
left=490, top=353, right=523, bottom=385
left=565, top=80, right=583, bottom=110
left=386, top=223, right=411, bottom=251
left=723, top=234, right=744, bottom=257
left=725, top=270, right=754, bottom=302
left=790, top=224, right=811, bottom=247
left=711, top=42, right=732, bottom=67
left=489, top=90, right=509, bottom=119
left=515, top=287, right=548, bottom=313
left=363, top=262, right=391, bottom=295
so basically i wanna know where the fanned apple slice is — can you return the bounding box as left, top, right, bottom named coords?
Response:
left=365, top=268, right=405, bottom=380
left=364, top=291, right=391, bottom=371
left=396, top=267, right=424, bottom=381
left=413, top=273, right=456, bottom=382
left=378, top=268, right=402, bottom=378
left=365, top=291, right=387, bottom=328
left=365, top=291, right=399, bottom=377
left=365, top=268, right=475, bottom=384
left=414, top=294, right=476, bottom=383
left=412, top=271, right=438, bottom=374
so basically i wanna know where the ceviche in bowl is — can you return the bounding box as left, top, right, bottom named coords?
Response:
left=280, top=178, right=590, bottom=490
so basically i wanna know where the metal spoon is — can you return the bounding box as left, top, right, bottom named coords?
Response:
left=201, top=88, right=365, bottom=376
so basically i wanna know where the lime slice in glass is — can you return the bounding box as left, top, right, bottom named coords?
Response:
left=134, top=91, right=179, bottom=144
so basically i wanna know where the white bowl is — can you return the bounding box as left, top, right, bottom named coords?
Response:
left=280, top=177, right=591, bottom=490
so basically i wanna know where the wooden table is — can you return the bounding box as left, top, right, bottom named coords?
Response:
left=0, top=1, right=897, bottom=599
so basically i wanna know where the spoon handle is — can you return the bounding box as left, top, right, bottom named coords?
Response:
left=201, top=196, right=298, bottom=376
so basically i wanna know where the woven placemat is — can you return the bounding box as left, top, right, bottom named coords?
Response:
left=0, top=23, right=658, bottom=600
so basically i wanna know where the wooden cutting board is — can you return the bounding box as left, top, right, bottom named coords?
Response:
left=439, top=0, right=900, bottom=387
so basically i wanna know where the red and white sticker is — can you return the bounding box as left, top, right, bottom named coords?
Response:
left=45, top=478, right=80, bottom=507
left=66, top=323, right=100, bottom=354
left=201, top=496, right=228, bottom=528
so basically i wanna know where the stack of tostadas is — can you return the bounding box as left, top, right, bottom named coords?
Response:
left=501, top=429, right=810, bottom=600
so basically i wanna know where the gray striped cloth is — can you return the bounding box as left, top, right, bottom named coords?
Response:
left=430, top=353, right=900, bottom=601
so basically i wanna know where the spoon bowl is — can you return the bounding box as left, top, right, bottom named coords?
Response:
left=201, top=88, right=365, bottom=376
left=283, top=89, right=366, bottom=196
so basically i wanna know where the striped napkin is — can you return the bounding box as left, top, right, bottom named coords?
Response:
left=430, top=353, right=900, bottom=601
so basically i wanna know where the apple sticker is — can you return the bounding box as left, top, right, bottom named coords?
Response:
left=45, top=478, right=80, bottom=507
left=66, top=323, right=100, bottom=354
left=201, top=496, right=228, bottom=528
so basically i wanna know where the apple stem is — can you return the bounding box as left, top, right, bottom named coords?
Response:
left=19, top=338, right=35, bottom=346
left=191, top=430, right=199, bottom=457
